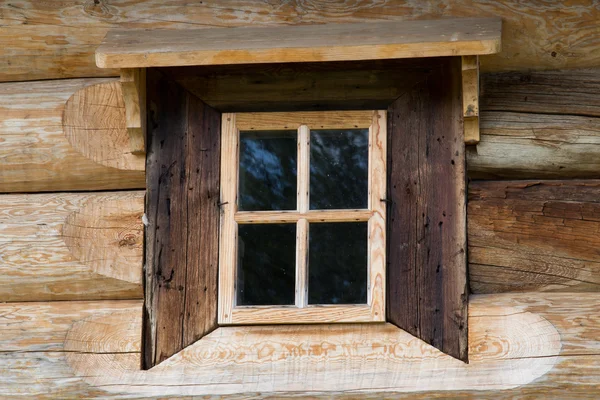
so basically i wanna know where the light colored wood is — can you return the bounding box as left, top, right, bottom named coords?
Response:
left=368, top=111, right=386, bottom=318
left=227, top=304, right=381, bottom=324
left=119, top=68, right=146, bottom=155
left=0, top=293, right=598, bottom=397
left=295, top=218, right=308, bottom=308
left=217, top=113, right=239, bottom=324
left=462, top=55, right=480, bottom=144
left=236, top=110, right=373, bottom=131
left=96, top=18, right=501, bottom=69
left=0, top=78, right=144, bottom=193
left=220, top=110, right=386, bottom=324
left=296, top=126, right=309, bottom=307
left=0, top=192, right=143, bottom=303
left=235, top=210, right=373, bottom=223
left=3, top=1, right=600, bottom=82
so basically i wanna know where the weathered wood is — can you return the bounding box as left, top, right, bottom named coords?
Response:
left=144, top=70, right=221, bottom=368
left=469, top=68, right=600, bottom=179
left=96, top=18, right=501, bottom=69
left=162, top=59, right=436, bottom=112
left=2, top=179, right=598, bottom=303
left=387, top=57, right=467, bottom=361
left=2, top=1, right=600, bottom=82
left=480, top=69, right=600, bottom=117
left=1, top=293, right=598, bottom=397
left=0, top=78, right=144, bottom=193
left=0, top=192, right=142, bottom=303
left=469, top=180, right=600, bottom=293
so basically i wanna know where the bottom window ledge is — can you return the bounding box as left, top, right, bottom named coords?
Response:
left=63, top=297, right=560, bottom=396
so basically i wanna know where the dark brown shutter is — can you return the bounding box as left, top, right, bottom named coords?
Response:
left=143, top=69, right=221, bottom=369
left=386, top=57, right=468, bottom=362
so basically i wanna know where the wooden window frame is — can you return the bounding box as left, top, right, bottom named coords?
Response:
left=218, top=110, right=387, bottom=325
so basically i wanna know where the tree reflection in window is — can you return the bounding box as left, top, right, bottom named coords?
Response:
left=239, top=130, right=297, bottom=211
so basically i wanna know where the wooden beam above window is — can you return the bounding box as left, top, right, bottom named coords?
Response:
left=96, top=18, right=501, bottom=69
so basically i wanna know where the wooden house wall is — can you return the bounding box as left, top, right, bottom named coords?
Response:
left=0, top=1, right=599, bottom=397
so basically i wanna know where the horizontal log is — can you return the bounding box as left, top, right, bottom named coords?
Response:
left=468, top=68, right=600, bottom=179
left=2, top=181, right=598, bottom=303
left=0, top=78, right=145, bottom=193
left=0, top=192, right=143, bottom=302
left=0, top=293, right=597, bottom=397
left=1, top=69, right=598, bottom=192
left=468, top=180, right=600, bottom=293
left=1, top=1, right=600, bottom=82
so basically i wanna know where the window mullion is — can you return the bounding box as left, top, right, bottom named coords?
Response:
left=295, top=125, right=310, bottom=308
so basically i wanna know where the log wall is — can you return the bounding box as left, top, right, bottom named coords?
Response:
left=1, top=1, right=599, bottom=397
left=1, top=1, right=600, bottom=82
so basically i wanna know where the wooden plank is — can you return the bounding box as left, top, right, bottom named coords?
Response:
left=236, top=110, right=373, bottom=130
left=96, top=18, right=501, bottom=69
left=161, top=59, right=436, bottom=112
left=119, top=68, right=146, bottom=155
left=468, top=180, right=600, bottom=293
left=387, top=57, right=467, bottom=361
left=0, top=78, right=144, bottom=193
left=0, top=192, right=143, bottom=302
left=1, top=293, right=598, bottom=397
left=2, top=1, right=599, bottom=82
left=462, top=56, right=480, bottom=145
left=235, top=210, right=373, bottom=223
left=143, top=69, right=221, bottom=368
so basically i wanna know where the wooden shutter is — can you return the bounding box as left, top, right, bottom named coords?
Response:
left=143, top=69, right=221, bottom=369
left=386, top=57, right=468, bottom=362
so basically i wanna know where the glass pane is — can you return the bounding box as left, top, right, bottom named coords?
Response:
left=237, top=223, right=296, bottom=306
left=310, top=129, right=368, bottom=210
left=308, top=222, right=368, bottom=304
left=239, top=130, right=297, bottom=211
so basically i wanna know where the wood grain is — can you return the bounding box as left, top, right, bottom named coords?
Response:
left=0, top=78, right=144, bottom=193
left=0, top=293, right=598, bottom=397
left=468, top=180, right=600, bottom=293
left=143, top=69, right=221, bottom=368
left=96, top=18, right=501, bottom=68
left=0, top=192, right=142, bottom=303
left=236, top=110, right=373, bottom=130
left=387, top=57, right=467, bottom=361
left=2, top=179, right=598, bottom=304
left=119, top=68, right=146, bottom=155
left=469, top=68, right=600, bottom=179
left=162, top=59, right=437, bottom=112
left=2, top=1, right=599, bottom=82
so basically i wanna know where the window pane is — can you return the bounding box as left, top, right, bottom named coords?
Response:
left=310, top=129, right=368, bottom=210
left=308, top=222, right=368, bottom=304
left=239, top=130, right=297, bottom=211
left=237, top=223, right=296, bottom=306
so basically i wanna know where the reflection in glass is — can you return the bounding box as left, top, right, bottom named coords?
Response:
left=310, top=129, right=368, bottom=210
left=308, top=222, right=368, bottom=304
left=237, top=223, right=296, bottom=306
left=239, top=130, right=297, bottom=211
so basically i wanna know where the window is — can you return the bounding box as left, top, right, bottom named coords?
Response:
left=218, top=111, right=386, bottom=324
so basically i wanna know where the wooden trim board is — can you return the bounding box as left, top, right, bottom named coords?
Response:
left=96, top=18, right=501, bottom=69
